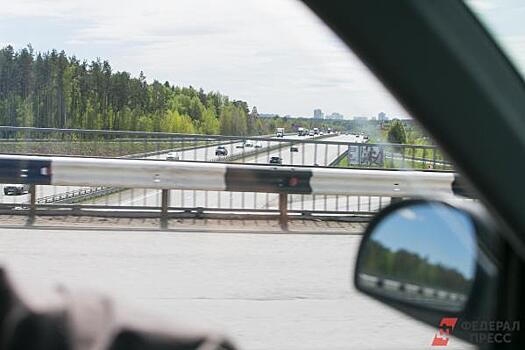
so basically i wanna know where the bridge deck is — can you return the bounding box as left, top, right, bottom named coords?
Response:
left=0, top=215, right=366, bottom=234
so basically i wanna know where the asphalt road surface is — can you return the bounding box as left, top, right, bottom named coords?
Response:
left=0, top=228, right=472, bottom=350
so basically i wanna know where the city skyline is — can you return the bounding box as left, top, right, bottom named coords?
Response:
left=263, top=109, right=405, bottom=120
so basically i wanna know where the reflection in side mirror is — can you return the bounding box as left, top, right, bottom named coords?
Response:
left=356, top=202, right=477, bottom=313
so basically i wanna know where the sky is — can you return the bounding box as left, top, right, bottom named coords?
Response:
left=0, top=0, right=524, bottom=119
left=371, top=203, right=477, bottom=280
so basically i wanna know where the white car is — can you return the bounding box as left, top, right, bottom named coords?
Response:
left=4, top=184, right=30, bottom=195
left=166, top=152, right=180, bottom=161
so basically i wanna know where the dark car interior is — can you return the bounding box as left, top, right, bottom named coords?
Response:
left=301, top=0, right=525, bottom=348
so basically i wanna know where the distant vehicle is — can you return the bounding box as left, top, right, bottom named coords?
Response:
left=290, top=146, right=299, bottom=152
left=245, top=140, right=254, bottom=147
left=313, top=127, right=319, bottom=135
left=327, top=127, right=332, bottom=134
left=276, top=127, right=285, bottom=138
left=236, top=143, right=245, bottom=149
left=215, top=146, right=228, bottom=156
left=165, top=152, right=180, bottom=161
left=254, top=141, right=263, bottom=148
left=308, top=130, right=315, bottom=136
left=4, top=184, right=30, bottom=195
left=297, top=127, right=305, bottom=136
left=320, top=131, right=324, bottom=135
left=269, top=156, right=283, bottom=165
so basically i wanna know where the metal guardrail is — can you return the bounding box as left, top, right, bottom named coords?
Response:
left=0, top=126, right=450, bottom=169
left=0, top=154, right=464, bottom=229
left=35, top=186, right=121, bottom=204
left=0, top=127, right=455, bottom=229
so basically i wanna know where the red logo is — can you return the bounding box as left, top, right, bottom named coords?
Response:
left=432, top=318, right=458, bottom=346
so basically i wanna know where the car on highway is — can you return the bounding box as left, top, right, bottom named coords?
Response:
left=308, top=130, right=315, bottom=136
left=290, top=146, right=299, bottom=152
left=3, top=184, right=30, bottom=195
left=165, top=152, right=180, bottom=161
left=215, top=146, right=228, bottom=156
left=269, top=156, right=282, bottom=165
left=254, top=141, right=263, bottom=148
left=245, top=140, right=254, bottom=147
left=235, top=143, right=245, bottom=149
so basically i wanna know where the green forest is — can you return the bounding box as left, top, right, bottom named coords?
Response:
left=0, top=45, right=293, bottom=135
left=361, top=239, right=471, bottom=293
left=1, top=45, right=417, bottom=138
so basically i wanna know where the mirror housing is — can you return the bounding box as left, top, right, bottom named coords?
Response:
left=354, top=199, right=502, bottom=344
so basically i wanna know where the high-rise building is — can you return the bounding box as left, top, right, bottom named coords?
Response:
left=314, top=109, right=324, bottom=119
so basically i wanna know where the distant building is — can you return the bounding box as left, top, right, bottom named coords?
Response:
left=353, top=116, right=368, bottom=121
left=249, top=106, right=259, bottom=120
left=314, top=109, right=324, bottom=119
left=378, top=112, right=387, bottom=121
left=326, top=112, right=344, bottom=120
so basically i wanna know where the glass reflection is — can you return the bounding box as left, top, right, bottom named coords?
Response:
left=357, top=202, right=477, bottom=312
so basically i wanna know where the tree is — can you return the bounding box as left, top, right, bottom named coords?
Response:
left=0, top=44, right=260, bottom=136
left=199, top=108, right=220, bottom=134
left=387, top=119, right=407, bottom=144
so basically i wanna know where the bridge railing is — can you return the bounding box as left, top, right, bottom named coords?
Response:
left=0, top=154, right=466, bottom=229
left=0, top=126, right=452, bottom=170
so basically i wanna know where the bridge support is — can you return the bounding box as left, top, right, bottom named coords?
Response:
left=161, top=189, right=169, bottom=229
left=27, top=184, right=36, bottom=225
left=279, top=193, right=288, bottom=231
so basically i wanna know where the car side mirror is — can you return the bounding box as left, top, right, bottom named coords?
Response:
left=354, top=199, right=502, bottom=344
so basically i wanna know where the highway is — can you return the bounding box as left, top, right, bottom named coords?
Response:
left=84, top=134, right=378, bottom=211
left=0, top=133, right=312, bottom=206
left=0, top=227, right=472, bottom=350
left=0, top=133, right=386, bottom=214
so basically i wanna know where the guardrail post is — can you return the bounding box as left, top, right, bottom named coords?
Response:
left=161, top=189, right=169, bottom=229
left=28, top=184, right=36, bottom=225
left=279, top=193, right=288, bottom=231
left=390, top=197, right=402, bottom=205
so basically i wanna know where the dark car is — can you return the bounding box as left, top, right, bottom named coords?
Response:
left=290, top=146, right=299, bottom=152
left=215, top=146, right=228, bottom=156
left=269, top=156, right=282, bottom=165
left=3, top=184, right=30, bottom=195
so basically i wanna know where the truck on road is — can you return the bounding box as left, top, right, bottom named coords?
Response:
left=276, top=128, right=285, bottom=137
